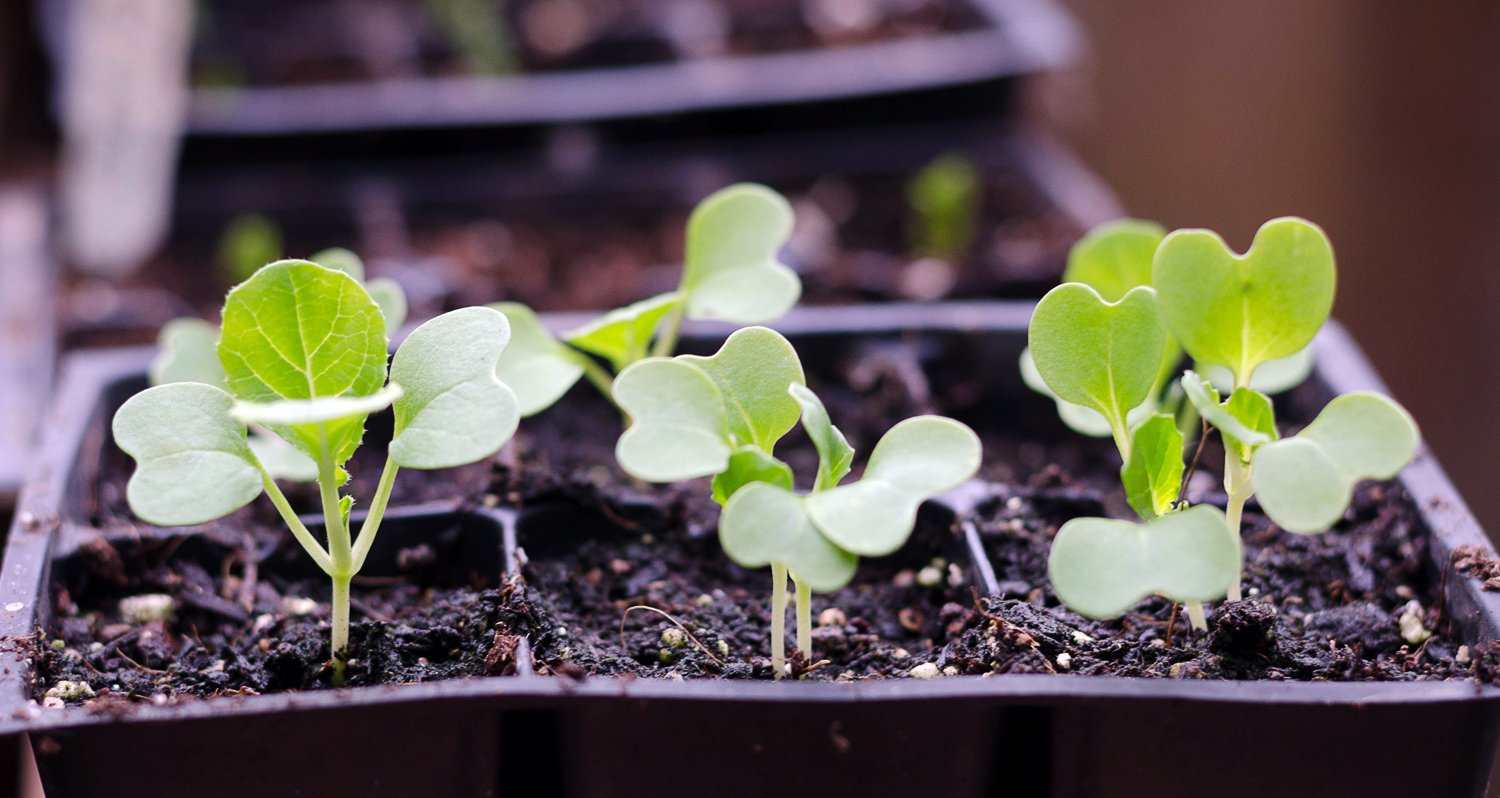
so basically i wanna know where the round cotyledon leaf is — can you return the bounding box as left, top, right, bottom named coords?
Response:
left=1251, top=392, right=1418, bottom=533
left=1062, top=218, right=1166, bottom=302
left=150, top=318, right=227, bottom=389
left=1048, top=505, right=1243, bottom=619
left=681, top=184, right=801, bottom=324
left=112, top=382, right=264, bottom=526
left=491, top=302, right=589, bottom=417
left=388, top=307, right=520, bottom=470
left=614, top=358, right=734, bottom=482
left=719, top=481, right=859, bottom=593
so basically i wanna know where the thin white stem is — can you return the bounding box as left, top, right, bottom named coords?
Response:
left=1185, top=601, right=1208, bottom=631
left=770, top=562, right=788, bottom=679
left=1224, top=454, right=1252, bottom=602
left=350, top=454, right=400, bottom=574
left=258, top=472, right=332, bottom=574
left=650, top=303, right=685, bottom=359
left=795, top=579, right=812, bottom=661
left=330, top=573, right=351, bottom=685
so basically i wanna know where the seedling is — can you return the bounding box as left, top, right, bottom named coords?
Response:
left=906, top=153, right=981, bottom=261
left=217, top=213, right=282, bottom=285
left=612, top=326, right=981, bottom=676
left=116, top=259, right=519, bottom=684
left=1028, top=217, right=1418, bottom=628
left=493, top=183, right=801, bottom=417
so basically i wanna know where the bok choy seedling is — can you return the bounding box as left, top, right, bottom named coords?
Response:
left=611, top=326, right=980, bottom=677
left=1028, top=217, right=1419, bottom=629
left=116, top=259, right=519, bottom=683
left=492, top=183, right=801, bottom=417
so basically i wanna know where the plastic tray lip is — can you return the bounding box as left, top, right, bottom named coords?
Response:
left=173, top=0, right=1082, bottom=136
left=5, top=301, right=1500, bottom=738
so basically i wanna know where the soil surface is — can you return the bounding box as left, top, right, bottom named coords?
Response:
left=39, top=332, right=1500, bottom=707
left=191, top=0, right=986, bottom=87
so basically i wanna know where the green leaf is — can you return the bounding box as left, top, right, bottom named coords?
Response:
left=218, top=260, right=389, bottom=465
left=112, top=383, right=264, bottom=526
left=1251, top=392, right=1419, bottom=533
left=1019, top=347, right=1153, bottom=439
left=681, top=184, right=801, bottom=324
left=490, top=302, right=588, bottom=417
left=719, top=482, right=859, bottom=592
left=789, top=384, right=854, bottom=491
left=366, top=278, right=408, bottom=337
left=1047, top=505, right=1243, bottom=619
left=311, top=247, right=365, bottom=281
left=1203, top=347, right=1314, bottom=396
left=1028, top=284, right=1166, bottom=445
left=613, top=359, right=734, bottom=482
left=247, top=432, right=318, bottom=482
left=906, top=154, right=980, bottom=259
left=1181, top=372, right=1275, bottom=458
left=1062, top=219, right=1166, bottom=302
left=565, top=292, right=682, bottom=372
left=218, top=214, right=282, bottom=284
left=150, top=318, right=227, bottom=389
left=389, top=307, right=520, bottom=469
left=804, top=416, right=980, bottom=556
left=678, top=326, right=805, bottom=451
left=1154, top=217, right=1335, bottom=386
left=1121, top=414, right=1184, bottom=520
left=710, top=445, right=795, bottom=505
left=231, top=385, right=403, bottom=426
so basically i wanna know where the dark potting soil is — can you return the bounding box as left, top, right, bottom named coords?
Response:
left=39, top=338, right=1499, bottom=708
left=190, top=0, right=986, bottom=88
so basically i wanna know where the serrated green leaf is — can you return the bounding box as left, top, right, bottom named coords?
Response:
left=1062, top=219, right=1166, bottom=302
left=565, top=292, right=682, bottom=372
left=232, top=385, right=403, bottom=427
left=681, top=184, right=800, bottom=324
left=389, top=307, right=519, bottom=469
left=1028, top=284, right=1166, bottom=450
left=1048, top=505, right=1243, bottom=619
left=678, top=326, right=805, bottom=451
left=1251, top=392, right=1418, bottom=533
left=804, top=416, right=980, bottom=556
left=1154, top=218, right=1334, bottom=387
left=218, top=260, right=389, bottom=465
left=1121, top=414, right=1184, bottom=520
left=614, top=359, right=733, bottom=482
left=1203, top=347, right=1314, bottom=396
left=150, top=318, right=227, bottom=388
left=1181, top=372, right=1274, bottom=457
left=490, top=302, right=588, bottom=417
left=711, top=445, right=795, bottom=505
left=789, top=384, right=854, bottom=491
left=112, top=382, right=264, bottom=526
left=719, top=482, right=859, bottom=592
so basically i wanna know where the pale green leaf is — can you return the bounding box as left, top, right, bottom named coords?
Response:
left=1028, top=284, right=1166, bottom=441
left=491, top=302, right=588, bottom=417
left=719, top=482, right=859, bottom=592
left=1121, top=414, right=1183, bottom=520
left=710, top=445, right=795, bottom=505
left=805, top=416, right=980, bottom=556
left=366, top=278, right=408, bottom=337
left=789, top=384, right=854, bottom=491
left=565, top=292, right=682, bottom=372
left=112, top=382, right=264, bottom=526
left=389, top=307, right=519, bottom=469
left=218, top=260, right=389, bottom=464
left=1019, top=347, right=1154, bottom=438
left=614, top=359, right=733, bottom=482
left=232, top=385, right=403, bottom=426
left=681, top=184, right=800, bottom=324
left=1062, top=218, right=1166, bottom=302
left=1203, top=347, right=1314, bottom=395
left=219, top=214, right=282, bottom=284
left=1047, top=505, right=1243, bottom=619
left=311, top=247, right=365, bottom=281
left=150, top=318, right=227, bottom=389
left=1251, top=392, right=1419, bottom=533
left=1154, top=218, right=1334, bottom=386
left=678, top=326, right=805, bottom=451
left=247, top=432, right=318, bottom=482
left=1181, top=372, right=1275, bottom=457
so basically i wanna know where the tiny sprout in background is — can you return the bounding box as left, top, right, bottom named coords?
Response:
left=1026, top=217, right=1418, bottom=629
left=613, top=326, right=981, bottom=677
left=217, top=213, right=282, bottom=285
left=119, top=258, right=518, bottom=684
left=906, top=153, right=981, bottom=262
left=493, top=183, right=801, bottom=418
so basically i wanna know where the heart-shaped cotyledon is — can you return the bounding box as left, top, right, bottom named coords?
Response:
left=1153, top=217, right=1334, bottom=388
left=679, top=184, right=801, bottom=324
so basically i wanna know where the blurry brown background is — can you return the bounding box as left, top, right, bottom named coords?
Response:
left=1040, top=2, right=1500, bottom=540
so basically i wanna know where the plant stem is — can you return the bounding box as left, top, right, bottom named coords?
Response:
left=650, top=303, right=685, bottom=358
left=330, top=573, right=351, bottom=685
left=350, top=454, right=400, bottom=574
left=1185, top=601, right=1208, bottom=631
left=770, top=562, right=788, bottom=679
left=795, top=579, right=812, bottom=662
left=259, top=472, right=332, bottom=574
left=316, top=428, right=354, bottom=685
left=1223, top=454, right=1252, bottom=602
left=578, top=356, right=616, bottom=401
